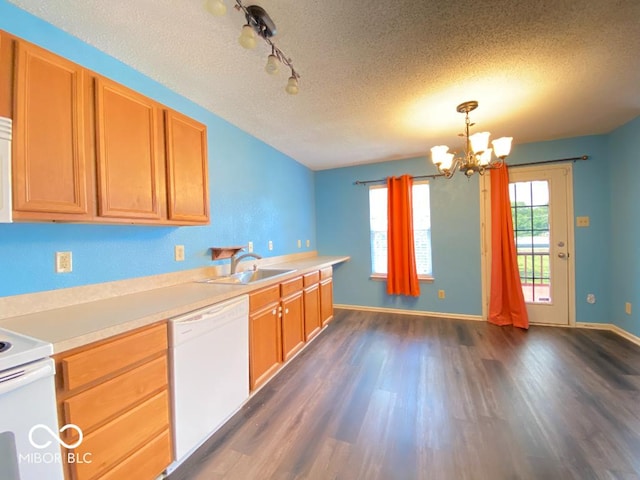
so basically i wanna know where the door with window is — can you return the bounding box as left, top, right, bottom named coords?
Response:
left=507, top=164, right=572, bottom=325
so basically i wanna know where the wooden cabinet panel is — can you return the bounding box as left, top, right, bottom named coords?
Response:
left=249, top=284, right=280, bottom=311
left=249, top=304, right=281, bottom=390
left=72, top=390, right=170, bottom=480
left=304, top=283, right=321, bottom=341
left=12, top=40, right=90, bottom=218
left=95, top=77, right=163, bottom=220
left=280, top=276, right=303, bottom=298
left=60, top=322, right=167, bottom=391
left=63, top=356, right=167, bottom=433
left=303, top=271, right=320, bottom=288
left=320, top=277, right=334, bottom=326
left=0, top=31, right=14, bottom=118
left=164, top=109, right=209, bottom=223
left=97, top=428, right=172, bottom=480
left=282, top=291, right=305, bottom=361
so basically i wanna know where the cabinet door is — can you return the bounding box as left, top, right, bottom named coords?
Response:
left=249, top=303, right=281, bottom=390
left=303, top=284, right=321, bottom=341
left=164, top=109, right=209, bottom=224
left=95, top=77, right=163, bottom=220
left=281, top=292, right=305, bottom=362
left=0, top=32, right=14, bottom=118
left=13, top=41, right=90, bottom=218
left=320, top=278, right=334, bottom=326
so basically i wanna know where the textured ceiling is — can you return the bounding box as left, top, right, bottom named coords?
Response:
left=8, top=0, right=640, bottom=170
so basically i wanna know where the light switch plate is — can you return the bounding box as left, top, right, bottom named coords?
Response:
left=576, top=216, right=590, bottom=227
left=174, top=245, right=185, bottom=262
left=248, top=241, right=253, bottom=253
left=268, top=240, right=273, bottom=251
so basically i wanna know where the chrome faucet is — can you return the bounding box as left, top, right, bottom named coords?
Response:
left=230, top=251, right=262, bottom=274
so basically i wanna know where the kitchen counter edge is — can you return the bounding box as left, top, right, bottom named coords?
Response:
left=0, top=255, right=350, bottom=354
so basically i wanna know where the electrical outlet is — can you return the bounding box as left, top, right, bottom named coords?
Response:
left=174, top=245, right=185, bottom=262
left=438, top=289, right=445, bottom=299
left=55, top=251, right=72, bottom=273
left=297, top=239, right=302, bottom=248
left=268, top=240, right=273, bottom=251
left=306, top=239, right=310, bottom=247
left=576, top=216, right=590, bottom=227
left=248, top=241, right=253, bottom=253
left=625, top=302, right=632, bottom=315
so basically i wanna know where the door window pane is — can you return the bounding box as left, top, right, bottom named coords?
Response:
left=509, top=181, right=551, bottom=304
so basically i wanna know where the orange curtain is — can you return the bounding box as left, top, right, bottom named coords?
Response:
left=489, top=164, right=529, bottom=329
left=387, top=175, right=420, bottom=297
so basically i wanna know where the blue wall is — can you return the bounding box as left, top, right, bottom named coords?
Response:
left=609, top=116, right=640, bottom=337
left=316, top=135, right=611, bottom=323
left=0, top=2, right=316, bottom=297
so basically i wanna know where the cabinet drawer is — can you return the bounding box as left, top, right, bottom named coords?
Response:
left=303, top=271, right=320, bottom=288
left=73, top=390, right=170, bottom=480
left=250, top=284, right=280, bottom=311
left=61, top=323, right=167, bottom=391
left=281, top=276, right=303, bottom=298
left=97, top=428, right=172, bottom=480
left=320, top=267, right=333, bottom=280
left=63, top=355, right=168, bottom=433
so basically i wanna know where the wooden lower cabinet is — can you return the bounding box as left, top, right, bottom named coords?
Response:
left=54, top=322, right=172, bottom=480
left=320, top=267, right=334, bottom=326
left=281, top=278, right=305, bottom=362
left=249, top=299, right=282, bottom=391
left=303, top=271, right=322, bottom=341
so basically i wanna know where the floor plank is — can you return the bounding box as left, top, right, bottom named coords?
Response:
left=169, top=309, right=640, bottom=480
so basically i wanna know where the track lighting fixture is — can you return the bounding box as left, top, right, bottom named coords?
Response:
left=207, top=0, right=300, bottom=95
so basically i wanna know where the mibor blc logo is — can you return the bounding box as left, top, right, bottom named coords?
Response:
left=20, top=424, right=92, bottom=465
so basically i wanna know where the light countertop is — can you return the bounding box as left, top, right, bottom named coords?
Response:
left=0, top=255, right=349, bottom=354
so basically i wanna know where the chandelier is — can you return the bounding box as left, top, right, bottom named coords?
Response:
left=206, top=0, right=301, bottom=95
left=430, top=101, right=513, bottom=178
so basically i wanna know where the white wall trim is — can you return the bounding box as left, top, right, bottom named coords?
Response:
left=576, top=322, right=640, bottom=347
left=334, top=304, right=484, bottom=322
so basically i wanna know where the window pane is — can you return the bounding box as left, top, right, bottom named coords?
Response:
left=369, top=182, right=432, bottom=276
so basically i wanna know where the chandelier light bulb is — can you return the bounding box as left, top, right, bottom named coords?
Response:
left=238, top=25, right=257, bottom=49
left=440, top=153, right=455, bottom=170
left=265, top=54, right=279, bottom=75
left=205, top=0, right=227, bottom=16
left=492, top=136, right=513, bottom=159
left=479, top=148, right=493, bottom=166
left=469, top=131, right=490, bottom=154
left=285, top=75, right=299, bottom=95
left=430, top=145, right=450, bottom=166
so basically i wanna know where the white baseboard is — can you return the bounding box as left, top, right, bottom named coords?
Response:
left=574, top=322, right=640, bottom=347
left=334, top=304, right=484, bottom=322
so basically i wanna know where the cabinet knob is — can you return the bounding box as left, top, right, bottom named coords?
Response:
left=272, top=309, right=277, bottom=315
left=285, top=308, right=289, bottom=314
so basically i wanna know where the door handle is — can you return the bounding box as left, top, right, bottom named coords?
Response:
left=558, top=252, right=567, bottom=258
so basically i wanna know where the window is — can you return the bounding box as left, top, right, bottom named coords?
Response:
left=369, top=181, right=433, bottom=278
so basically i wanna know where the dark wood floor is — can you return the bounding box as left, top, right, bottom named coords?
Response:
left=169, top=309, right=640, bottom=480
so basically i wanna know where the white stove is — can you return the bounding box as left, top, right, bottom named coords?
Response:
left=0, top=328, right=63, bottom=480
left=0, top=328, right=53, bottom=372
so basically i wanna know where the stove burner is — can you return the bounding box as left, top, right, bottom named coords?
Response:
left=0, top=341, right=11, bottom=353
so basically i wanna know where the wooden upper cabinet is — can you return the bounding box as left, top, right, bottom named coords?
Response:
left=164, top=109, right=209, bottom=224
left=95, top=77, right=164, bottom=220
left=12, top=40, right=91, bottom=218
left=0, top=31, right=14, bottom=119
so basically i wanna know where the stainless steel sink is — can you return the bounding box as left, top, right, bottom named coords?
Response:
left=198, top=268, right=295, bottom=285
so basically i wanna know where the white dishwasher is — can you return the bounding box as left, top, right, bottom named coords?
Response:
left=167, top=295, right=249, bottom=472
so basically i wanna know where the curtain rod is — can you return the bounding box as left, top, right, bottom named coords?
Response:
left=353, top=155, right=589, bottom=186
